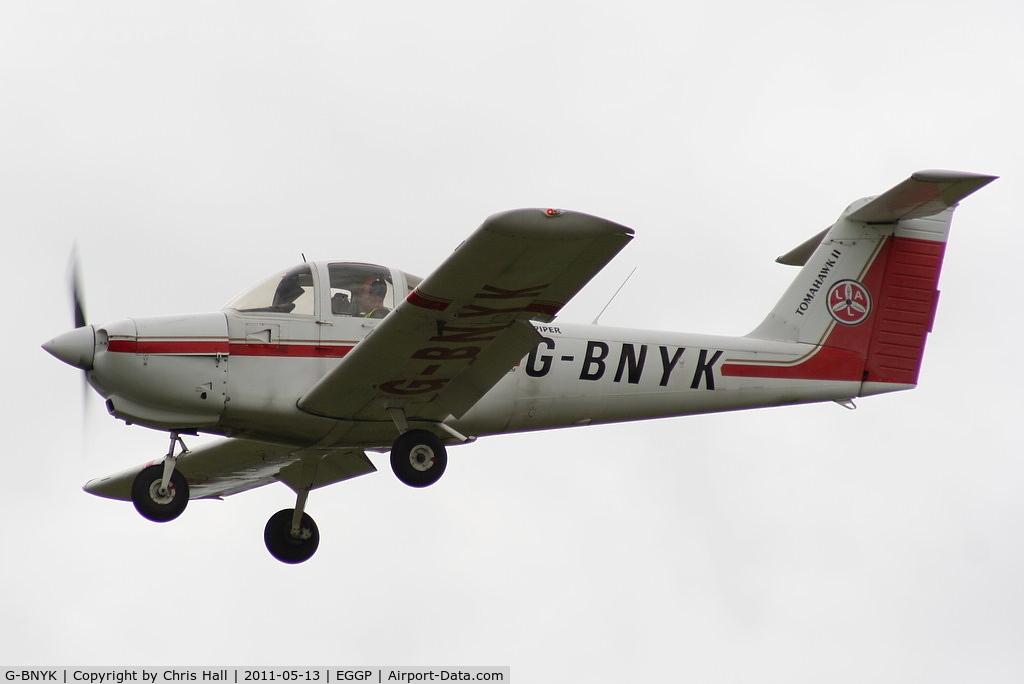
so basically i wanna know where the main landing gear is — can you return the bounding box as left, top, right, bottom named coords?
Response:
left=127, top=424, right=453, bottom=564
left=263, top=488, right=319, bottom=564
left=260, top=426, right=450, bottom=564
left=385, top=410, right=450, bottom=488
left=390, top=428, right=448, bottom=488
left=131, top=431, right=190, bottom=522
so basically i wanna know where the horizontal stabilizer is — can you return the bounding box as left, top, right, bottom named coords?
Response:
left=846, top=170, right=997, bottom=223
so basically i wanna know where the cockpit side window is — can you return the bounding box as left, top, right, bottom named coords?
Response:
left=226, top=264, right=316, bottom=315
left=328, top=263, right=394, bottom=318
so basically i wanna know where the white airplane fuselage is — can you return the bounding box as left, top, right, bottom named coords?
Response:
left=84, top=305, right=871, bottom=452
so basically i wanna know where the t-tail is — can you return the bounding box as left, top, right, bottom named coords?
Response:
left=737, top=170, right=996, bottom=397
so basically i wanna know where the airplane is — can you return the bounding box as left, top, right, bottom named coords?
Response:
left=43, top=170, right=995, bottom=563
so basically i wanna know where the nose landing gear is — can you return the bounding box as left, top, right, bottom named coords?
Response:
left=131, top=432, right=190, bottom=522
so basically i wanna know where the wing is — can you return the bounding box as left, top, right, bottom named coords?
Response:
left=298, top=208, right=635, bottom=422
left=83, top=438, right=376, bottom=501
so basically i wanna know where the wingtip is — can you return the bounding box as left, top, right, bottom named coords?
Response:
left=83, top=473, right=134, bottom=501
left=911, top=169, right=998, bottom=184
left=484, top=208, right=636, bottom=240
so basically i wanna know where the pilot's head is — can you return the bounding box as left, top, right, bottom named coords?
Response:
left=356, top=275, right=387, bottom=302
left=368, top=277, right=387, bottom=298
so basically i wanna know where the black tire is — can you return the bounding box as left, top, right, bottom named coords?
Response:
left=390, top=429, right=448, bottom=488
left=264, top=508, right=320, bottom=564
left=131, top=464, right=189, bottom=523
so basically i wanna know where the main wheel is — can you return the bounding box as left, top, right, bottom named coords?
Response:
left=390, top=429, right=447, bottom=488
left=264, top=508, right=320, bottom=564
left=131, top=464, right=189, bottom=522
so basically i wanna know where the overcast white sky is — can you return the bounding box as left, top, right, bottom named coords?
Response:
left=3, top=1, right=1022, bottom=680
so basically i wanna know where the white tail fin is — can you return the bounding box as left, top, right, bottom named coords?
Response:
left=747, top=170, right=996, bottom=394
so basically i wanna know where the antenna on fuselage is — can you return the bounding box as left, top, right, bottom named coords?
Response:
left=301, top=253, right=307, bottom=263
left=591, top=266, right=637, bottom=325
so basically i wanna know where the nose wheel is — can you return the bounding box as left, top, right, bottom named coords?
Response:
left=130, top=432, right=190, bottom=522
left=131, top=465, right=189, bottom=522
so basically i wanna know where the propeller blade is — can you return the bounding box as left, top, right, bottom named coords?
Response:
left=71, top=246, right=87, bottom=328
left=66, top=245, right=92, bottom=420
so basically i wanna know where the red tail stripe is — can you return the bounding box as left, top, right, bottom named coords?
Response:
left=722, top=346, right=864, bottom=382
left=723, top=236, right=945, bottom=385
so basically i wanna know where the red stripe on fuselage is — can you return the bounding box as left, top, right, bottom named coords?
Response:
left=135, top=340, right=228, bottom=354
left=108, top=339, right=354, bottom=359
left=229, top=343, right=353, bottom=358
left=722, top=344, right=865, bottom=382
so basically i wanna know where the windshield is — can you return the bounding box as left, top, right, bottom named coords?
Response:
left=226, top=264, right=316, bottom=315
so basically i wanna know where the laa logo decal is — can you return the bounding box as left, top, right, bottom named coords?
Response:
left=827, top=279, right=871, bottom=325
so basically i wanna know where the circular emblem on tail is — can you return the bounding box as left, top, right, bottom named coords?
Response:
left=827, top=280, right=871, bottom=325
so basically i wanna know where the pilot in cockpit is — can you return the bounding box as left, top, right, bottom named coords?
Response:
left=353, top=275, right=391, bottom=318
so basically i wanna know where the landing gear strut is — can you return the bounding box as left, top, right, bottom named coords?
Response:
left=131, top=432, right=190, bottom=522
left=264, top=488, right=319, bottom=564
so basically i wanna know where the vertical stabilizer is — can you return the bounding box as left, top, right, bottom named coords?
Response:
left=746, top=170, right=995, bottom=394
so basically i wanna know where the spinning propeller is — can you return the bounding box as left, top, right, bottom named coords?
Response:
left=43, top=248, right=97, bottom=398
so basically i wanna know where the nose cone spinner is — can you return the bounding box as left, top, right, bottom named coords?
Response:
left=42, top=325, right=96, bottom=371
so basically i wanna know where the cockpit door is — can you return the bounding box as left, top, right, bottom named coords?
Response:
left=316, top=263, right=399, bottom=354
